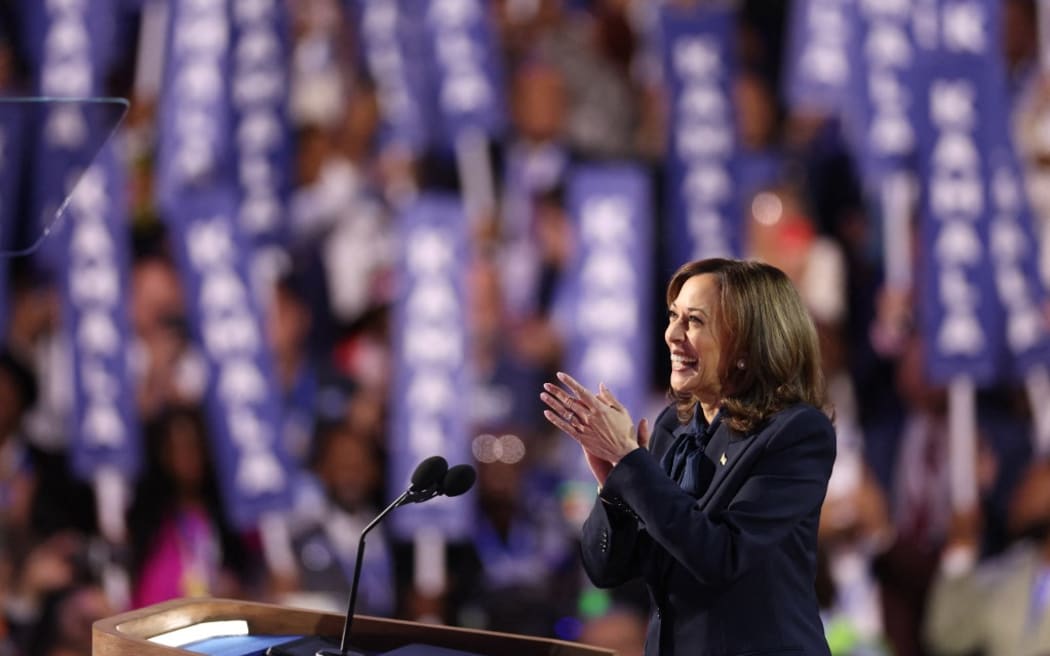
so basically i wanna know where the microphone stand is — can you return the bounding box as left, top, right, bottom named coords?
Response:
left=316, top=487, right=434, bottom=656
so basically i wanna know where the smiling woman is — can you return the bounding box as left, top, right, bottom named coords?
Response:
left=664, top=258, right=829, bottom=431
left=541, top=257, right=836, bottom=656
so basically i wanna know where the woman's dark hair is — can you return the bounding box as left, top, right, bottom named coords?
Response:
left=667, top=258, right=829, bottom=433
left=125, top=404, right=250, bottom=583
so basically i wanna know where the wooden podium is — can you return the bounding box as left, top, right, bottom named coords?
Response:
left=93, top=598, right=615, bottom=656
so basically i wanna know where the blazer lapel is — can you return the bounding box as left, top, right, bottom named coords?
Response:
left=697, top=424, right=761, bottom=509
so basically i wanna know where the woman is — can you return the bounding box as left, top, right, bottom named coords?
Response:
left=542, top=258, right=836, bottom=656
left=126, top=405, right=252, bottom=607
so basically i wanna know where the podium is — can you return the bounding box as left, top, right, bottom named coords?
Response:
left=93, top=598, right=615, bottom=656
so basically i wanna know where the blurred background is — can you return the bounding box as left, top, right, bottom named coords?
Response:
left=1, top=0, right=1049, bottom=654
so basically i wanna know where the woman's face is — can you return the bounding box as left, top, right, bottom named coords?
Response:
left=665, top=274, right=722, bottom=402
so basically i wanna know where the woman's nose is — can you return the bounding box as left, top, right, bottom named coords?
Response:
left=665, top=319, right=683, bottom=342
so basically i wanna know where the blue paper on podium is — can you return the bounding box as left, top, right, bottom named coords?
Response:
left=183, top=635, right=487, bottom=656
left=182, top=635, right=300, bottom=656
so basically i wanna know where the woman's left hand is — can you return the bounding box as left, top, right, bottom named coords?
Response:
left=541, top=372, right=646, bottom=465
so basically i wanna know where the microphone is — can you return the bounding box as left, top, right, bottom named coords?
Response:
left=441, top=464, right=476, bottom=497
left=401, top=455, right=450, bottom=505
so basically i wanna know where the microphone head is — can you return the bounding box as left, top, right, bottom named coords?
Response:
left=410, top=456, right=448, bottom=491
left=441, top=464, right=477, bottom=497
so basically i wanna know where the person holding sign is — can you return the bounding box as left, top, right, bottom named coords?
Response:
left=542, top=258, right=836, bottom=656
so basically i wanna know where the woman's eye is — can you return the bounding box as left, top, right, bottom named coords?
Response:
left=667, top=310, right=678, bottom=321
left=688, top=316, right=703, bottom=326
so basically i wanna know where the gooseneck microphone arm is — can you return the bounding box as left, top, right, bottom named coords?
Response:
left=316, top=455, right=449, bottom=656
left=326, top=489, right=408, bottom=656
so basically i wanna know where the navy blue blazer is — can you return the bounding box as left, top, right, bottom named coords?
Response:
left=581, top=403, right=836, bottom=656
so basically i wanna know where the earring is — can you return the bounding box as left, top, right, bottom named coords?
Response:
left=736, top=359, right=745, bottom=370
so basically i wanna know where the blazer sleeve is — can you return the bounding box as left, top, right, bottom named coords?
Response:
left=578, top=405, right=679, bottom=588
left=600, top=406, right=835, bottom=588
left=579, top=496, right=648, bottom=587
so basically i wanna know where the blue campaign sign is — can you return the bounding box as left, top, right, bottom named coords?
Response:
left=783, top=0, right=855, bottom=116
left=61, top=142, right=141, bottom=481
left=388, top=194, right=473, bottom=540
left=229, top=0, right=293, bottom=250
left=913, top=0, right=1003, bottom=384
left=164, top=189, right=294, bottom=528
left=156, top=0, right=236, bottom=206
left=565, top=165, right=653, bottom=426
left=348, top=0, right=433, bottom=153
left=421, top=0, right=505, bottom=143
left=25, top=0, right=120, bottom=269
left=980, top=0, right=1050, bottom=378
left=845, top=0, right=919, bottom=194
left=660, top=3, right=741, bottom=269
left=157, top=0, right=293, bottom=528
left=21, top=0, right=141, bottom=479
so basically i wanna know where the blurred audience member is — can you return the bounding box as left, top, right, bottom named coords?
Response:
left=872, top=335, right=953, bottom=656
left=746, top=182, right=847, bottom=331
left=126, top=405, right=252, bottom=607
left=0, top=348, right=38, bottom=544
left=872, top=335, right=1015, bottom=656
left=818, top=457, right=894, bottom=655
left=531, top=0, right=639, bottom=159
left=130, top=253, right=196, bottom=422
left=457, top=455, right=578, bottom=636
left=924, top=458, right=1050, bottom=656
left=267, top=275, right=320, bottom=464
left=289, top=114, right=394, bottom=328
left=3, top=531, right=91, bottom=656
left=281, top=422, right=394, bottom=616
left=500, top=60, right=572, bottom=323
left=734, top=70, right=785, bottom=205
left=332, top=308, right=392, bottom=448
left=468, top=248, right=547, bottom=436
left=288, top=0, right=350, bottom=129
left=27, top=579, right=112, bottom=656
left=7, top=278, right=68, bottom=453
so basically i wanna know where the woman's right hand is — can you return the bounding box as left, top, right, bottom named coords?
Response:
left=584, top=415, right=649, bottom=486
left=542, top=373, right=646, bottom=465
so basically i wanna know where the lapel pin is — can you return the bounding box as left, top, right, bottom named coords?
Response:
left=720, top=452, right=727, bottom=466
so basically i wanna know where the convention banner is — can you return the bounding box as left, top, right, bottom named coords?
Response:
left=421, top=0, right=505, bottom=143
left=388, top=194, right=473, bottom=540
left=348, top=0, right=432, bottom=153
left=913, top=0, right=1002, bottom=384
left=229, top=0, right=293, bottom=252
left=661, top=3, right=740, bottom=270
left=564, top=165, right=652, bottom=429
left=846, top=0, right=918, bottom=193
left=23, top=0, right=140, bottom=479
left=24, top=0, right=117, bottom=268
left=983, top=0, right=1050, bottom=377
left=986, top=141, right=1050, bottom=377
left=60, top=143, right=141, bottom=480
left=156, top=0, right=235, bottom=204
left=157, top=0, right=292, bottom=528
left=165, top=189, right=295, bottom=528
left=783, top=0, right=855, bottom=116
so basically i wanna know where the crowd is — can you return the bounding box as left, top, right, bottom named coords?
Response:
left=0, top=1, right=1048, bottom=655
